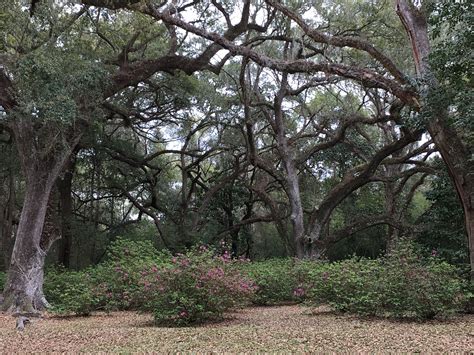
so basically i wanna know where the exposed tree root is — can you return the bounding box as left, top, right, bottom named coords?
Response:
left=15, top=316, right=30, bottom=331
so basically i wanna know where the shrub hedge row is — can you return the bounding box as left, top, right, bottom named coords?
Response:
left=0, top=239, right=471, bottom=324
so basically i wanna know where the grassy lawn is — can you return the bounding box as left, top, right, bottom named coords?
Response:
left=1, top=305, right=473, bottom=353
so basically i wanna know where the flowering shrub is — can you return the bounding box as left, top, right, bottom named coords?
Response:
left=239, top=259, right=310, bottom=305
left=41, top=239, right=468, bottom=321
left=44, top=267, right=96, bottom=315
left=304, top=258, right=382, bottom=315
left=379, top=243, right=467, bottom=319
left=138, top=248, right=256, bottom=326
left=43, top=241, right=255, bottom=320
left=88, top=238, right=171, bottom=311
left=303, top=243, right=467, bottom=319
left=44, top=238, right=171, bottom=314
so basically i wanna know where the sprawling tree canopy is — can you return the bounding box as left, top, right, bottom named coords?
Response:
left=0, top=0, right=471, bottom=315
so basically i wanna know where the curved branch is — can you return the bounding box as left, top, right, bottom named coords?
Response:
left=324, top=214, right=414, bottom=246
left=307, top=128, right=423, bottom=241
left=265, top=0, right=408, bottom=84
left=142, top=6, right=419, bottom=106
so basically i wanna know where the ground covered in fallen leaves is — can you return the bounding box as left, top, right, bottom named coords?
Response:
left=0, top=305, right=473, bottom=352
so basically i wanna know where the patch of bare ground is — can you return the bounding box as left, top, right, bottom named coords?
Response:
left=0, top=305, right=472, bottom=353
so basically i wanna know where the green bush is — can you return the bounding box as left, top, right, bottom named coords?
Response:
left=305, top=258, right=382, bottom=315
left=41, top=239, right=467, bottom=322
left=380, top=244, right=466, bottom=319
left=243, top=258, right=321, bottom=305
left=238, top=258, right=321, bottom=305
left=44, top=242, right=256, bottom=323
left=240, top=259, right=297, bottom=305
left=88, top=237, right=171, bottom=311
left=291, top=259, right=326, bottom=300
left=45, top=238, right=170, bottom=314
left=304, top=243, right=467, bottom=319
left=139, top=248, right=256, bottom=326
left=44, top=267, right=96, bottom=315
left=103, top=237, right=164, bottom=264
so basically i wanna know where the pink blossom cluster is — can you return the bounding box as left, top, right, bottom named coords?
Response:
left=114, top=264, right=129, bottom=280
left=219, top=250, right=232, bottom=263
left=293, top=286, right=305, bottom=298
left=178, top=310, right=188, bottom=318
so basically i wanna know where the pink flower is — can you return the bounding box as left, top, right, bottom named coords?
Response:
left=180, top=259, right=190, bottom=267
left=239, top=281, right=254, bottom=292
left=293, top=287, right=305, bottom=297
left=179, top=310, right=188, bottom=318
left=206, top=267, right=224, bottom=278
left=221, top=250, right=231, bottom=262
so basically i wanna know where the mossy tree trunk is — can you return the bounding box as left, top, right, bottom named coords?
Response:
left=396, top=0, right=474, bottom=281
left=2, top=119, right=80, bottom=314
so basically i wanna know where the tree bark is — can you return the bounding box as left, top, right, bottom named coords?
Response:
left=2, top=178, right=53, bottom=314
left=282, top=153, right=306, bottom=258
left=428, top=119, right=474, bottom=279
left=2, top=119, right=81, bottom=314
left=57, top=155, right=76, bottom=269
left=1, top=171, right=16, bottom=271
left=273, top=76, right=306, bottom=258
left=382, top=129, right=403, bottom=253
left=396, top=0, right=474, bottom=280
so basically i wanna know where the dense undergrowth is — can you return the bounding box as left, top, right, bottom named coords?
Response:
left=0, top=239, right=471, bottom=325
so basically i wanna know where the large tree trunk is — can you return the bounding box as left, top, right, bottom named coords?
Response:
left=2, top=179, right=53, bottom=314
left=57, top=155, right=76, bottom=269
left=428, top=119, right=474, bottom=278
left=284, top=156, right=306, bottom=258
left=1, top=171, right=17, bottom=271
left=467, top=207, right=474, bottom=280
left=276, top=125, right=306, bottom=257
left=2, top=119, right=81, bottom=314
left=273, top=83, right=306, bottom=258
left=396, top=0, right=474, bottom=280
